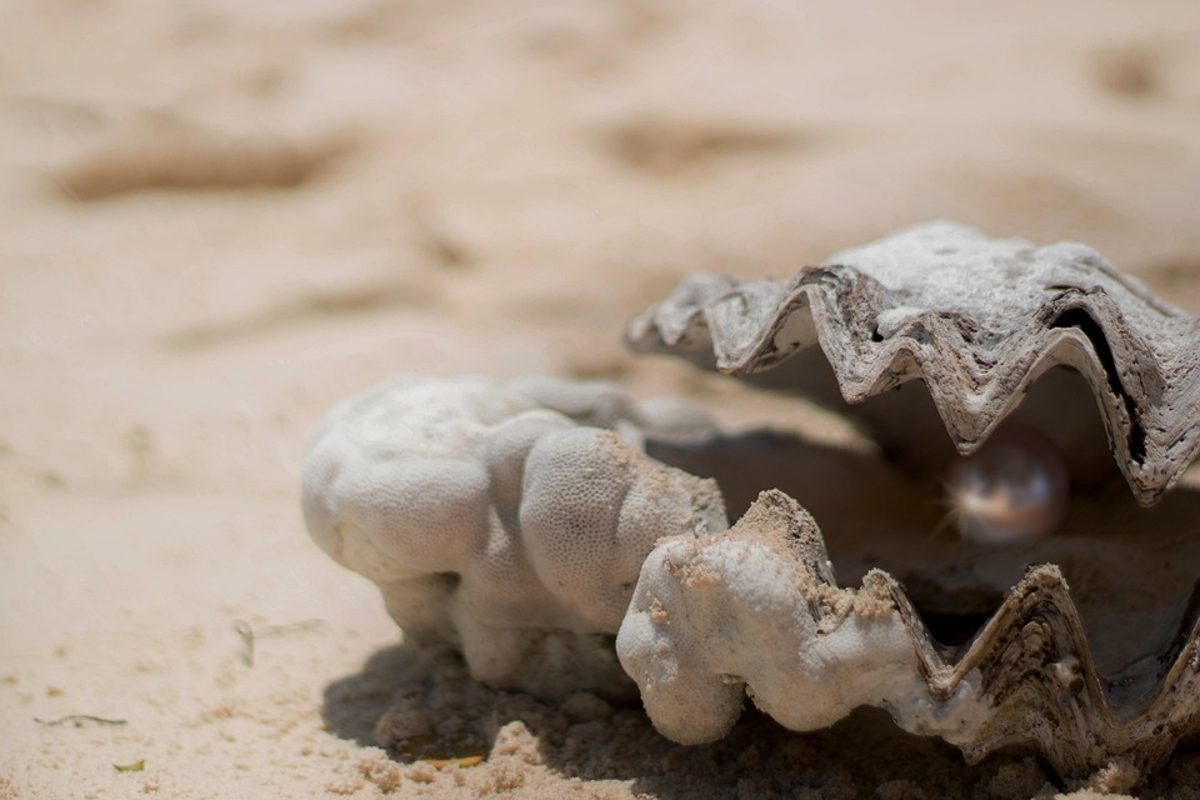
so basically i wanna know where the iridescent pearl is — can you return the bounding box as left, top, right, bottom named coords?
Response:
left=944, top=429, right=1070, bottom=545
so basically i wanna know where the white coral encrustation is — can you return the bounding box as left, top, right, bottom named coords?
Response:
left=616, top=490, right=992, bottom=746
left=301, top=375, right=727, bottom=697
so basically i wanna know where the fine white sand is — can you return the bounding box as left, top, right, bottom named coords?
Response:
left=2, top=1, right=1199, bottom=798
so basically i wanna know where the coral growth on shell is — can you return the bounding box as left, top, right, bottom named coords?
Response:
left=301, top=376, right=725, bottom=698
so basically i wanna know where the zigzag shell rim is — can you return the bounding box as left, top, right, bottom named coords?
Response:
left=627, top=223, right=1200, bottom=506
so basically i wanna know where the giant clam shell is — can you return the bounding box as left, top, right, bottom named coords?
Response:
left=304, top=222, right=1200, bottom=787
left=616, top=222, right=1200, bottom=782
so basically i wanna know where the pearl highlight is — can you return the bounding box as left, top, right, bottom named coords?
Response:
left=944, top=429, right=1070, bottom=545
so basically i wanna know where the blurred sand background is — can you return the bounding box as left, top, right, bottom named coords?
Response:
left=2, top=1, right=1199, bottom=798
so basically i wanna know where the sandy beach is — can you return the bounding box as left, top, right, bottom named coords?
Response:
left=2, top=1, right=1199, bottom=797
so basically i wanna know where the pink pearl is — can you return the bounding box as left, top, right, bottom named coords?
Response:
left=945, top=430, right=1070, bottom=545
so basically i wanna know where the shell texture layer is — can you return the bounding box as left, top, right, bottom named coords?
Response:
left=616, top=490, right=1200, bottom=780
left=301, top=376, right=726, bottom=698
left=627, top=222, right=1200, bottom=505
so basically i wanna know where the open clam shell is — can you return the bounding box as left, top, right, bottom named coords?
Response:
left=303, top=223, right=1200, bottom=786
left=615, top=222, right=1200, bottom=782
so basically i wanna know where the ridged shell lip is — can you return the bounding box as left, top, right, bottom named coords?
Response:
left=627, top=222, right=1200, bottom=506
